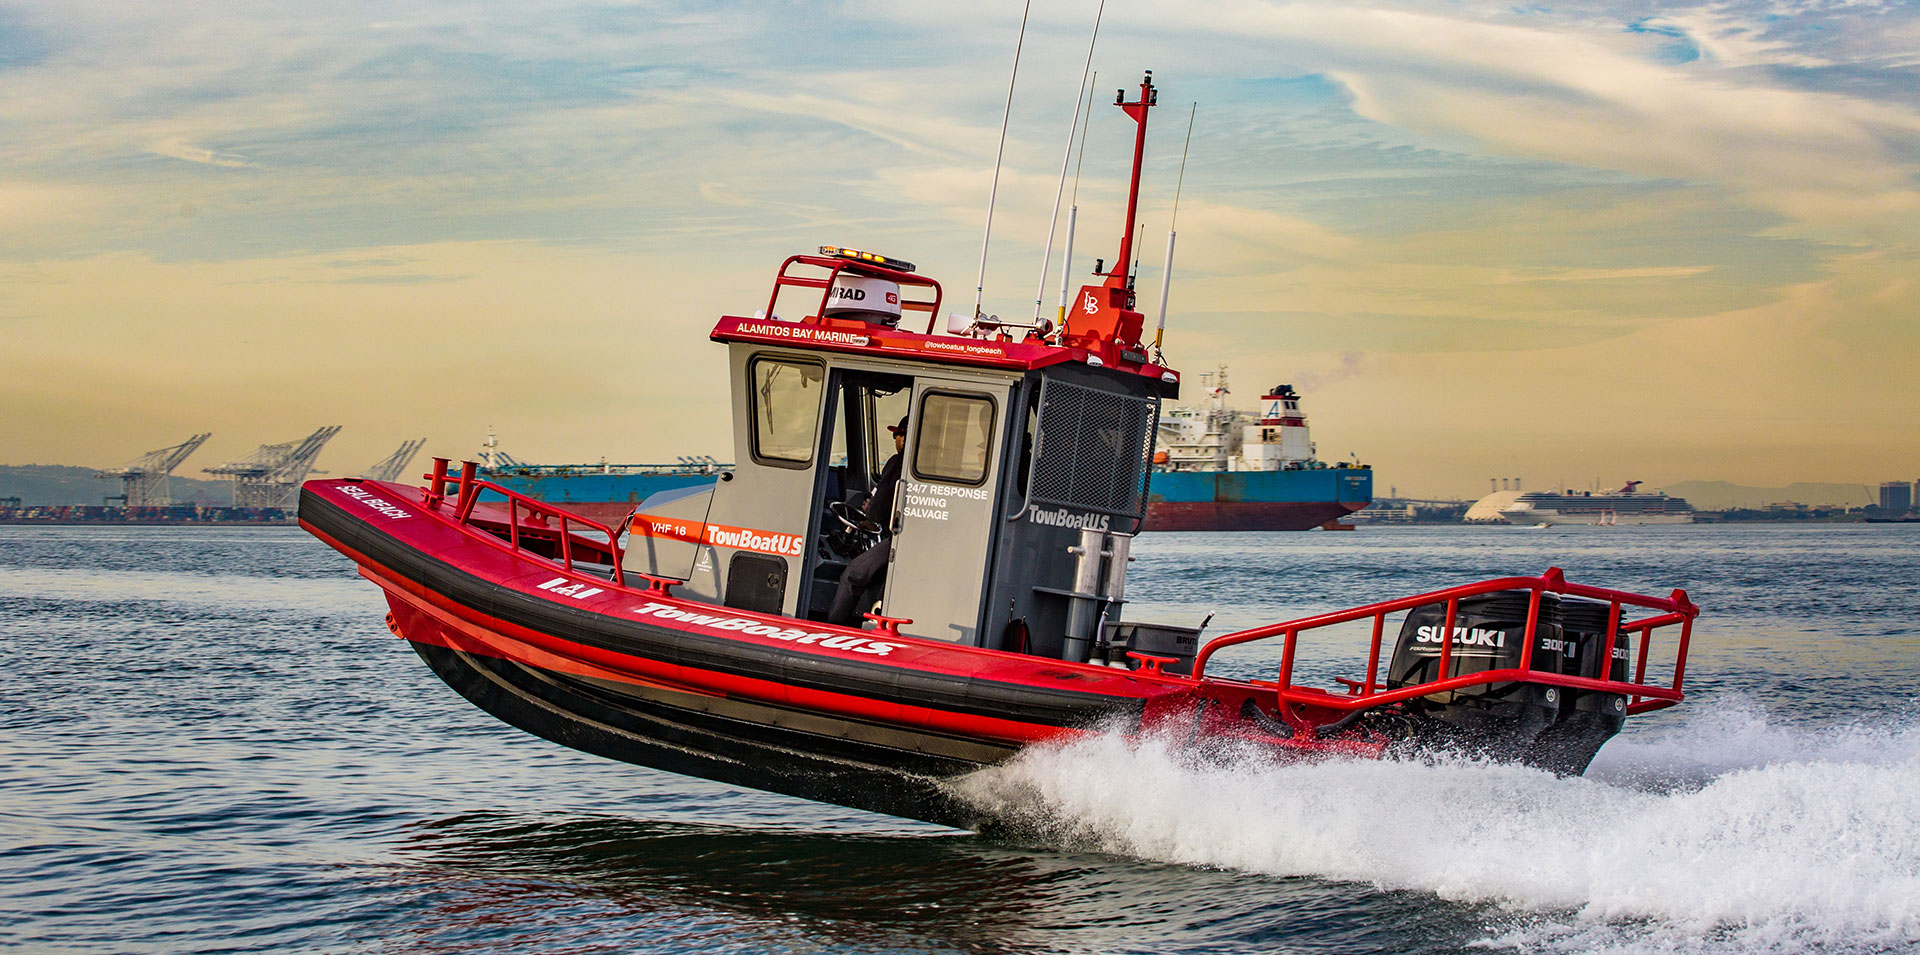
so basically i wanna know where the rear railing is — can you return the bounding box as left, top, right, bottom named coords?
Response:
left=420, top=458, right=626, bottom=585
left=1191, top=567, right=1696, bottom=716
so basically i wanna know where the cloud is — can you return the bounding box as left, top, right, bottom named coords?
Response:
left=0, top=181, right=102, bottom=232
left=1490, top=265, right=1715, bottom=283
left=1176, top=200, right=1358, bottom=269
left=1292, top=349, right=1365, bottom=392
left=1172, top=1, right=1920, bottom=232
left=1636, top=10, right=1831, bottom=68
left=0, top=241, right=747, bottom=468
left=146, top=140, right=252, bottom=167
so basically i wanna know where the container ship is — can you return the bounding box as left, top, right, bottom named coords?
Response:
left=480, top=370, right=1371, bottom=533
left=1144, top=368, right=1372, bottom=531
left=1501, top=482, right=1694, bottom=525
left=475, top=431, right=725, bottom=526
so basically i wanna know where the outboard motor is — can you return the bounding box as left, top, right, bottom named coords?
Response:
left=1528, top=596, right=1632, bottom=775
left=822, top=272, right=903, bottom=327
left=1387, top=591, right=1561, bottom=757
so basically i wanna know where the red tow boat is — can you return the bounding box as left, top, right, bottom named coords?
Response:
left=301, top=72, right=1698, bottom=827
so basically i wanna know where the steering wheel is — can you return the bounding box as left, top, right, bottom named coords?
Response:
left=823, top=500, right=884, bottom=558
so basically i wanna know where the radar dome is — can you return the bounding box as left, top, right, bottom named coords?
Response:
left=823, top=273, right=902, bottom=326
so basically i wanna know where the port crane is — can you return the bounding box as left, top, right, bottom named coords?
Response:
left=359, top=438, right=427, bottom=483
left=96, top=433, right=211, bottom=507
left=205, top=426, right=342, bottom=510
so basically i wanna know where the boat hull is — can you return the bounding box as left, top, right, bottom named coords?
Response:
left=297, top=479, right=1246, bottom=827
left=406, top=636, right=998, bottom=825
left=1504, top=508, right=1694, bottom=526
left=299, top=475, right=1667, bottom=826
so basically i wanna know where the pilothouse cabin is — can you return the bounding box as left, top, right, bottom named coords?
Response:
left=624, top=245, right=1181, bottom=664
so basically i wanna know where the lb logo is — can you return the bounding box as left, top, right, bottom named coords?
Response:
left=536, top=577, right=605, bottom=600
left=1083, top=290, right=1099, bottom=315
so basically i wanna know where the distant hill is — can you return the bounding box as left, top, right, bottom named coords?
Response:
left=1666, top=480, right=1873, bottom=510
left=0, top=465, right=232, bottom=507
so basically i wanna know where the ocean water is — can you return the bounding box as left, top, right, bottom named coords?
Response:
left=2, top=523, right=1916, bottom=954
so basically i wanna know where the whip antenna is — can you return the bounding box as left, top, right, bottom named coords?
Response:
left=1034, top=0, right=1105, bottom=325
left=1153, top=101, right=1196, bottom=358
left=1058, top=71, right=1098, bottom=330
left=972, top=0, right=1034, bottom=321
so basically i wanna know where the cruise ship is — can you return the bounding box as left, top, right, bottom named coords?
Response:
left=1500, top=482, right=1694, bottom=525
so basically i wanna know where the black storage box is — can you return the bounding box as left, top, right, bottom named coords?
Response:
left=1103, top=620, right=1201, bottom=675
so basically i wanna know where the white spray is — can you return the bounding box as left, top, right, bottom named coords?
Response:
left=952, top=698, right=1920, bottom=954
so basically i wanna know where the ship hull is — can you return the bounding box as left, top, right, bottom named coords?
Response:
left=1144, top=500, right=1364, bottom=531
left=1144, top=468, right=1372, bottom=531
left=489, top=466, right=1373, bottom=533
left=1504, top=508, right=1694, bottom=526
left=483, top=471, right=719, bottom=524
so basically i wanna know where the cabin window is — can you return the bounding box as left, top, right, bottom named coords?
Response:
left=749, top=357, right=825, bottom=467
left=912, top=392, right=995, bottom=486
left=1014, top=383, right=1039, bottom=499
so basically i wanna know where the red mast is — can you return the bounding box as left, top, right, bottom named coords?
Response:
left=1108, top=71, right=1157, bottom=288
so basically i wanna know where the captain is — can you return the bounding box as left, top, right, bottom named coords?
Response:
left=827, top=414, right=907, bottom=626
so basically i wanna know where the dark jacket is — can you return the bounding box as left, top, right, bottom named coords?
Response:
left=867, top=453, right=902, bottom=530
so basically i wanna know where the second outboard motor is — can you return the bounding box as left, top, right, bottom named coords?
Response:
left=1387, top=591, right=1560, bottom=757
left=1528, top=596, right=1633, bottom=775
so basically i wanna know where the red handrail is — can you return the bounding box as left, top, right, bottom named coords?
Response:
left=764, top=254, right=945, bottom=334
left=1191, top=567, right=1698, bottom=717
left=420, top=457, right=625, bottom=586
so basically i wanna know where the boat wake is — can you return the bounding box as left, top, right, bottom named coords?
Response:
left=950, top=698, right=1920, bottom=954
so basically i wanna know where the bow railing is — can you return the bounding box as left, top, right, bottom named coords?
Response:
left=420, top=458, right=626, bottom=585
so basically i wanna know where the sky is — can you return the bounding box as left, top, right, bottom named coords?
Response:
left=1, top=0, right=1916, bottom=499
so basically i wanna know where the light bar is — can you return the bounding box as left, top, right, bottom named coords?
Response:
left=818, top=245, right=916, bottom=274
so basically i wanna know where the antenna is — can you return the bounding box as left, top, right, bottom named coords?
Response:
left=971, top=0, right=1034, bottom=321
left=1130, top=222, right=1145, bottom=285
left=1058, top=71, right=1098, bottom=333
left=1057, top=70, right=1155, bottom=352
left=1152, top=101, right=1196, bottom=357
left=1034, top=0, right=1105, bottom=324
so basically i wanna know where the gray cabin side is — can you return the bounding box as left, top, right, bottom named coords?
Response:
left=622, top=336, right=1170, bottom=664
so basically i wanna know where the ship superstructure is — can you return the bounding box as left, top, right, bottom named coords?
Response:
left=1156, top=367, right=1323, bottom=472
left=1146, top=366, right=1370, bottom=530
